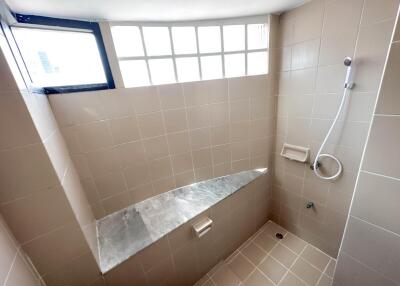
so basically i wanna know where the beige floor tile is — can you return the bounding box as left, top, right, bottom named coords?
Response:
left=212, top=265, right=241, bottom=286
left=258, top=255, right=287, bottom=284
left=228, top=253, right=255, bottom=281
left=324, top=259, right=336, bottom=278
left=253, top=232, right=278, bottom=253
left=280, top=272, right=307, bottom=286
left=301, top=245, right=330, bottom=272
left=317, top=274, right=333, bottom=286
left=194, top=221, right=335, bottom=286
left=263, top=221, right=288, bottom=239
left=241, top=243, right=266, bottom=266
left=244, top=269, right=274, bottom=286
left=291, top=258, right=322, bottom=286
left=269, top=244, right=297, bottom=268
left=281, top=233, right=307, bottom=254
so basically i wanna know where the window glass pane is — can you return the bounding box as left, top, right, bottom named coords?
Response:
left=143, top=27, right=172, bottom=56
left=111, top=26, right=144, bottom=57
left=148, top=58, right=175, bottom=84
left=198, top=26, right=221, bottom=53
left=200, top=55, right=222, bottom=80
left=176, top=57, right=200, bottom=82
left=224, top=53, right=245, bottom=78
left=171, top=27, right=197, bottom=55
left=247, top=23, right=268, bottom=50
left=248, top=52, right=268, bottom=75
left=12, top=27, right=106, bottom=87
left=120, top=60, right=150, bottom=87
left=223, top=25, right=245, bottom=52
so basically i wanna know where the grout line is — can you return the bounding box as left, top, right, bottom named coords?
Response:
left=3, top=248, right=19, bottom=286
left=361, top=170, right=400, bottom=182
left=315, top=257, right=333, bottom=285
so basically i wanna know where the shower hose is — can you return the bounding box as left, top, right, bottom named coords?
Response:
left=313, top=58, right=353, bottom=180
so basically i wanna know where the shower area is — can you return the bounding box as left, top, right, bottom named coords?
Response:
left=0, top=0, right=399, bottom=286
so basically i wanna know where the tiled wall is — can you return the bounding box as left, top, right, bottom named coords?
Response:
left=271, top=0, right=399, bottom=257
left=49, top=75, right=276, bottom=218
left=0, top=214, right=43, bottom=286
left=0, top=23, right=104, bottom=286
left=334, top=11, right=400, bottom=286
left=104, top=172, right=272, bottom=286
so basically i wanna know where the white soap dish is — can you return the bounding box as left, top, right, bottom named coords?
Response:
left=280, top=143, right=309, bottom=163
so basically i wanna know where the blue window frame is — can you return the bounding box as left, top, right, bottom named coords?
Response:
left=9, top=13, right=115, bottom=94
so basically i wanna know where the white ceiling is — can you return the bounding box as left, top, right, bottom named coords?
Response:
left=5, top=0, right=308, bottom=22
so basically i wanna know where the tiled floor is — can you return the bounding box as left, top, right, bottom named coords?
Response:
left=194, top=221, right=336, bottom=286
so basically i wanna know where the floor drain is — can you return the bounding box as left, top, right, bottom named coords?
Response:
left=275, top=233, right=283, bottom=240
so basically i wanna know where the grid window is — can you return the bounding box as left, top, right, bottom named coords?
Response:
left=247, top=24, right=268, bottom=50
left=172, top=27, right=197, bottom=55
left=176, top=57, right=200, bottom=82
left=224, top=53, right=245, bottom=78
left=119, top=60, right=150, bottom=87
left=111, top=19, right=269, bottom=87
left=248, top=52, right=268, bottom=75
left=111, top=26, right=144, bottom=57
left=143, top=27, right=172, bottom=56
left=201, top=55, right=223, bottom=80
left=223, top=25, right=245, bottom=52
left=148, top=58, right=176, bottom=85
left=198, top=26, right=221, bottom=53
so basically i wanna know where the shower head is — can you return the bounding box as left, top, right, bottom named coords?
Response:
left=344, top=57, right=352, bottom=67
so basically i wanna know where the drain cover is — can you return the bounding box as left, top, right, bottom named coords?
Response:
left=275, top=233, right=283, bottom=240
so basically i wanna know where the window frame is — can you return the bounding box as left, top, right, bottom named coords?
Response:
left=108, top=15, right=270, bottom=87
left=9, top=13, right=115, bottom=94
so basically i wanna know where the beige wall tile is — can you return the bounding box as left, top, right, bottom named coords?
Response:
left=137, top=112, right=165, bottom=138
left=0, top=93, right=41, bottom=150
left=105, top=255, right=147, bottom=286
left=334, top=252, right=397, bottom=286
left=130, top=86, right=160, bottom=114
left=0, top=219, right=19, bottom=285
left=23, top=222, right=89, bottom=275
left=94, top=171, right=127, bottom=199
left=192, top=148, right=212, bottom=169
left=363, top=116, right=400, bottom=178
left=0, top=144, right=59, bottom=203
left=341, top=216, right=400, bottom=284
left=163, top=109, right=188, bottom=133
left=171, top=152, right=194, bottom=174
left=167, top=131, right=191, bottom=155
left=351, top=171, right=400, bottom=236
left=85, top=147, right=121, bottom=177
left=108, top=117, right=140, bottom=145
left=183, top=81, right=209, bottom=107
left=143, top=135, right=169, bottom=160
left=116, top=141, right=146, bottom=168
left=76, top=121, right=113, bottom=152
left=100, top=90, right=134, bottom=120
left=124, top=161, right=151, bottom=189
left=376, top=42, right=400, bottom=115
left=292, top=0, right=324, bottom=43
left=102, top=192, right=132, bottom=215
left=158, top=84, right=185, bottom=110
left=5, top=251, right=41, bottom=286
left=361, top=0, right=400, bottom=26
left=149, top=157, right=173, bottom=180
left=187, top=105, right=211, bottom=129
left=230, top=99, right=250, bottom=123
left=1, top=185, right=74, bottom=243
left=291, top=39, right=320, bottom=70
